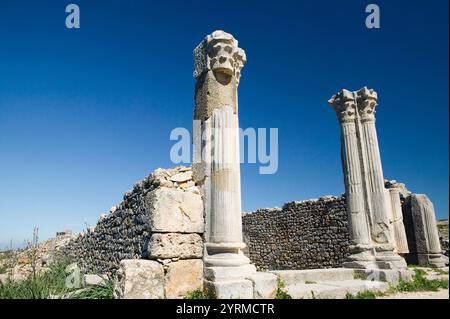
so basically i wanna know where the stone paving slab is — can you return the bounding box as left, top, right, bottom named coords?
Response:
left=271, top=268, right=355, bottom=285
left=285, top=279, right=389, bottom=299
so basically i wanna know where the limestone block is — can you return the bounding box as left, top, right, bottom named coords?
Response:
left=285, top=280, right=389, bottom=299
left=409, top=194, right=447, bottom=268
left=148, top=233, right=203, bottom=259
left=410, top=195, right=442, bottom=254
left=246, top=272, right=277, bottom=299
left=271, top=268, right=354, bottom=286
left=204, top=264, right=256, bottom=281
left=170, top=171, right=193, bottom=183
left=113, top=260, right=164, bottom=299
left=165, top=259, right=203, bottom=299
left=83, top=274, right=107, bottom=287
left=204, top=279, right=254, bottom=299
left=147, top=188, right=204, bottom=233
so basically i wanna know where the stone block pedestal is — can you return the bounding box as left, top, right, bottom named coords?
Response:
left=204, top=264, right=277, bottom=299
left=204, top=278, right=254, bottom=299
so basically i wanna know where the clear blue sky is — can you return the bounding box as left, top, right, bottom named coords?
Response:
left=0, top=0, right=448, bottom=248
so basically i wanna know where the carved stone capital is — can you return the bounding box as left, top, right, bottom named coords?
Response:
left=328, top=89, right=357, bottom=123
left=356, top=87, right=378, bottom=122
left=194, top=30, right=246, bottom=84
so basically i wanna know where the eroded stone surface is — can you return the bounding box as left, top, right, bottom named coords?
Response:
left=149, top=188, right=204, bottom=233
left=165, top=259, right=203, bottom=299
left=113, top=260, right=164, bottom=299
left=83, top=274, right=107, bottom=287
left=404, top=194, right=447, bottom=268
left=148, top=233, right=203, bottom=259
left=204, top=279, right=254, bottom=299
left=246, top=272, right=277, bottom=299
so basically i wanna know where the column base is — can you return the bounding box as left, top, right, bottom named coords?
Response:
left=204, top=264, right=257, bottom=299
left=374, top=244, right=407, bottom=269
left=343, top=244, right=377, bottom=269
left=343, top=244, right=408, bottom=270
left=342, top=261, right=378, bottom=269
left=204, top=253, right=251, bottom=267
left=203, top=242, right=279, bottom=299
left=204, top=242, right=257, bottom=298
left=418, top=253, right=448, bottom=268
left=204, top=242, right=250, bottom=267
left=205, top=264, right=257, bottom=280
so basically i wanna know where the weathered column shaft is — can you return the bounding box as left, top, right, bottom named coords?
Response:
left=357, top=88, right=394, bottom=245
left=388, top=188, right=409, bottom=254
left=415, top=195, right=442, bottom=254
left=408, top=194, right=446, bottom=268
left=341, top=119, right=371, bottom=246
left=209, top=105, right=243, bottom=243
left=360, top=117, right=392, bottom=243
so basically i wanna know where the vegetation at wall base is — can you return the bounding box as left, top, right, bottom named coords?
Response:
left=184, top=288, right=208, bottom=299
left=70, top=281, right=114, bottom=299
left=346, top=291, right=379, bottom=299
left=275, top=278, right=292, bottom=299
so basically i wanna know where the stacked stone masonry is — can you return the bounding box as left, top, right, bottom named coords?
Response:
left=242, top=196, right=350, bottom=270
left=60, top=166, right=204, bottom=298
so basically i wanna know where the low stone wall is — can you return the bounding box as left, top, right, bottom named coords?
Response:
left=60, top=166, right=205, bottom=298
left=242, top=196, right=350, bottom=270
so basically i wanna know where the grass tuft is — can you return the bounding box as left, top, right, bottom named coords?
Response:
left=184, top=288, right=208, bottom=299
left=275, top=277, right=292, bottom=299
left=347, top=268, right=449, bottom=299
left=346, top=291, right=378, bottom=299
left=69, top=280, right=114, bottom=299
left=0, top=262, right=72, bottom=299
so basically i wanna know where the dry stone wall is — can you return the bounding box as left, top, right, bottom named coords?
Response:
left=60, top=166, right=205, bottom=298
left=242, top=196, right=350, bottom=270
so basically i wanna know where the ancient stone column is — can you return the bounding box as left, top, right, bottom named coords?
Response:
left=329, top=90, right=376, bottom=269
left=408, top=194, right=447, bottom=268
left=356, top=87, right=406, bottom=269
left=388, top=188, right=409, bottom=254
left=192, top=30, right=257, bottom=298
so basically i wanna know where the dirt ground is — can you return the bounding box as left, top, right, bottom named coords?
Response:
left=379, top=289, right=449, bottom=299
